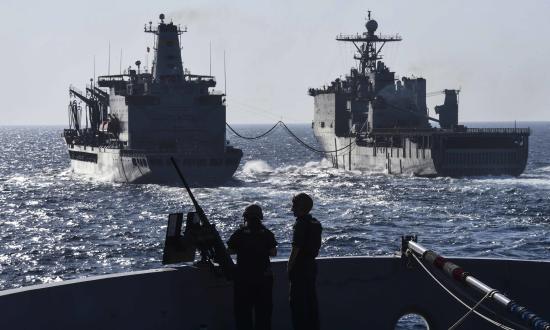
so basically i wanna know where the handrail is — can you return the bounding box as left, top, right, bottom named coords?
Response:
left=97, top=75, right=129, bottom=82
left=367, top=127, right=531, bottom=135
left=335, top=33, right=402, bottom=41
left=466, top=128, right=531, bottom=134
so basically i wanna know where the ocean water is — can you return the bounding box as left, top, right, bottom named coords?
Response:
left=0, top=123, right=549, bottom=291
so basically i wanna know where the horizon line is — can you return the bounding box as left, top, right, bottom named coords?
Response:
left=2, top=120, right=550, bottom=127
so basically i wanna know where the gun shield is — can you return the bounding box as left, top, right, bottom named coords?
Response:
left=162, top=213, right=196, bottom=264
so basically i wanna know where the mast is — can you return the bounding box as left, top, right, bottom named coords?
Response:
left=144, top=13, right=187, bottom=81
left=336, top=11, right=402, bottom=75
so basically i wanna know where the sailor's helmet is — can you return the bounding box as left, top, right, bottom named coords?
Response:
left=243, top=204, right=263, bottom=220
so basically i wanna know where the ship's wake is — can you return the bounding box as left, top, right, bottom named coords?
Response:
left=241, top=160, right=273, bottom=176
left=235, top=159, right=394, bottom=193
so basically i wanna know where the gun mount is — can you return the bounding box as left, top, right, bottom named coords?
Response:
left=162, top=158, right=235, bottom=279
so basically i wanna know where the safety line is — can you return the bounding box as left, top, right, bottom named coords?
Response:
left=449, top=289, right=498, bottom=330
left=409, top=253, right=518, bottom=330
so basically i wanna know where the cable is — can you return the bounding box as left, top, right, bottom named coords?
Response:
left=409, top=253, right=517, bottom=330
left=449, top=289, right=498, bottom=330
left=225, top=121, right=281, bottom=140
left=278, top=121, right=354, bottom=154
left=411, top=253, right=515, bottom=330
left=226, top=121, right=355, bottom=154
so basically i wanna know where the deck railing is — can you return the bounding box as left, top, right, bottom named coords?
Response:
left=465, top=128, right=530, bottom=134
left=369, top=127, right=531, bottom=136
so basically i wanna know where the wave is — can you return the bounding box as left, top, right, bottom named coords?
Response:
left=241, top=160, right=273, bottom=176
left=467, top=175, right=550, bottom=189
left=536, top=165, right=550, bottom=173
left=239, top=158, right=391, bottom=185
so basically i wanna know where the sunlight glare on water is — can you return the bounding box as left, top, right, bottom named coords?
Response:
left=0, top=123, right=549, bottom=291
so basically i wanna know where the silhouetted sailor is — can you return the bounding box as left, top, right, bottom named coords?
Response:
left=288, top=193, right=322, bottom=330
left=228, top=204, right=278, bottom=330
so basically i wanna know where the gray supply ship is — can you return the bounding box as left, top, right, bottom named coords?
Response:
left=310, top=13, right=530, bottom=177
left=63, top=14, right=242, bottom=185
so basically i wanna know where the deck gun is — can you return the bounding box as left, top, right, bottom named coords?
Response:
left=162, top=157, right=235, bottom=280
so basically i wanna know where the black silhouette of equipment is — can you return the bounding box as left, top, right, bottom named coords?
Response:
left=162, top=158, right=235, bottom=279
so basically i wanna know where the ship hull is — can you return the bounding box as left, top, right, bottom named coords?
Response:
left=312, top=90, right=529, bottom=177
left=314, top=131, right=529, bottom=177
left=2, top=257, right=549, bottom=330
left=67, top=144, right=242, bottom=186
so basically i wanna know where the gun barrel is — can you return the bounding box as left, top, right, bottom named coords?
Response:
left=170, top=157, right=207, bottom=220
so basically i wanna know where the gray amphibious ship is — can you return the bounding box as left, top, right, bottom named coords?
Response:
left=310, top=13, right=530, bottom=177
left=63, top=14, right=242, bottom=185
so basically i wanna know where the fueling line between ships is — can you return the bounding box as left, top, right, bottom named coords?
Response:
left=280, top=121, right=355, bottom=154
left=62, top=11, right=531, bottom=186
left=226, top=121, right=355, bottom=154
left=225, top=121, right=281, bottom=140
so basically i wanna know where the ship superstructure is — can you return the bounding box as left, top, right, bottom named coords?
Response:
left=310, top=13, right=529, bottom=176
left=63, top=14, right=242, bottom=185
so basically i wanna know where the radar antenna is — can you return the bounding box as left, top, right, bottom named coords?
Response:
left=336, top=11, right=402, bottom=74
left=144, top=13, right=187, bottom=35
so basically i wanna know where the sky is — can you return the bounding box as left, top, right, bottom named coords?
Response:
left=1, top=0, right=549, bottom=125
